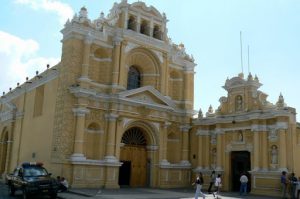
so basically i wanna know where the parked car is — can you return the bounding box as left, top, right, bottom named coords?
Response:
left=6, top=162, right=58, bottom=199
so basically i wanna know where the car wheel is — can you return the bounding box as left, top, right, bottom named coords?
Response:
left=8, top=185, right=15, bottom=196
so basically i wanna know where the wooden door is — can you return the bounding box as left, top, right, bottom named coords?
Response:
left=120, top=145, right=147, bottom=187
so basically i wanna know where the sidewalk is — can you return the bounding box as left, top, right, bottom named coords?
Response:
left=63, top=187, right=281, bottom=199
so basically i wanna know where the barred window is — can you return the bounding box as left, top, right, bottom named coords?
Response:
left=127, top=66, right=141, bottom=90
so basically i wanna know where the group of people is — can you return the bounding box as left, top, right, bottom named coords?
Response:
left=281, top=171, right=300, bottom=199
left=192, top=171, right=222, bottom=199
left=193, top=171, right=249, bottom=199
left=56, top=176, right=69, bottom=192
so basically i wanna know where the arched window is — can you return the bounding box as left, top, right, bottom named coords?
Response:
left=127, top=66, right=141, bottom=90
left=127, top=16, right=136, bottom=31
left=140, top=20, right=149, bottom=35
left=121, top=127, right=147, bottom=146
left=153, top=25, right=161, bottom=40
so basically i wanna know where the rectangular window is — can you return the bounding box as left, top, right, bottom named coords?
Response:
left=33, top=85, right=44, bottom=117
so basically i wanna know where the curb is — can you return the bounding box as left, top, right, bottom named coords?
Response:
left=66, top=190, right=96, bottom=197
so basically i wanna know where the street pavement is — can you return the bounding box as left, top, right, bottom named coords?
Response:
left=1, top=181, right=281, bottom=199
left=59, top=187, right=281, bottom=199
left=0, top=181, right=54, bottom=199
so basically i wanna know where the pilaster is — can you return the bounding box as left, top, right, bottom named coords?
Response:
left=111, top=37, right=122, bottom=92
left=81, top=34, right=93, bottom=80
left=180, top=125, right=190, bottom=166
left=159, top=122, right=170, bottom=165
left=203, top=135, right=210, bottom=169
left=118, top=41, right=127, bottom=88
left=70, top=107, right=90, bottom=161
left=104, top=113, right=119, bottom=163
left=279, top=129, right=287, bottom=171
left=261, top=131, right=268, bottom=171
left=163, top=53, right=169, bottom=96
left=197, top=136, right=203, bottom=169
left=253, top=131, right=260, bottom=171
left=216, top=132, right=224, bottom=170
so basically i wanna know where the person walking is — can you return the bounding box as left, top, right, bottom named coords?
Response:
left=192, top=172, right=206, bottom=199
left=208, top=171, right=216, bottom=194
left=281, top=171, right=288, bottom=199
left=290, top=173, right=298, bottom=199
left=213, top=174, right=222, bottom=199
left=239, top=172, right=248, bottom=196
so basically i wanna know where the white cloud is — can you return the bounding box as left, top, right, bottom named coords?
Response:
left=0, top=31, right=59, bottom=93
left=14, top=0, right=74, bottom=24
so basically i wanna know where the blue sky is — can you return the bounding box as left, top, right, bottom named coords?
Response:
left=0, top=0, right=299, bottom=120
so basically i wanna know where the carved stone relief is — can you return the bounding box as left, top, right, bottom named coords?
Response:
left=268, top=129, right=278, bottom=142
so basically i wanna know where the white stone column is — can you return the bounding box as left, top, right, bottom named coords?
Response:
left=136, top=14, right=141, bottom=33
left=149, top=18, right=154, bottom=37
left=71, top=107, right=90, bottom=161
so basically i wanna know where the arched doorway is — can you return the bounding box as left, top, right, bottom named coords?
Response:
left=231, top=151, right=251, bottom=192
left=0, top=130, right=8, bottom=174
left=119, top=127, right=148, bottom=187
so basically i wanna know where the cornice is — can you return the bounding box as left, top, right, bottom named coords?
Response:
left=0, top=111, right=14, bottom=122
left=72, top=107, right=90, bottom=116
left=1, top=70, right=58, bottom=103
left=195, top=122, right=289, bottom=135
left=193, top=109, right=293, bottom=126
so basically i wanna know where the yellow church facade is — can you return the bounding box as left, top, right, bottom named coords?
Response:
left=0, top=0, right=299, bottom=197
left=191, top=73, right=300, bottom=196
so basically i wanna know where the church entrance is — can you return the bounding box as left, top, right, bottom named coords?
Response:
left=119, top=127, right=148, bottom=187
left=231, top=151, right=251, bottom=192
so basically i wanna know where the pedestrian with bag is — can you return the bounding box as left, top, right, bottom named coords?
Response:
left=213, top=174, right=222, bottom=199
left=192, top=172, right=206, bottom=199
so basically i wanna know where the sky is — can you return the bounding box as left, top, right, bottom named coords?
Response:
left=0, top=0, right=299, bottom=121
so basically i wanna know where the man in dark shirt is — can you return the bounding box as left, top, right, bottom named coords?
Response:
left=289, top=173, right=298, bottom=199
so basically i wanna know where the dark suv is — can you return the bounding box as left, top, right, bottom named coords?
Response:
left=6, top=162, right=58, bottom=199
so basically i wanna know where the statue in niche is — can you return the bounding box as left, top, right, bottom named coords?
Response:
left=271, top=145, right=278, bottom=164
left=238, top=131, right=243, bottom=142
left=235, top=95, right=243, bottom=111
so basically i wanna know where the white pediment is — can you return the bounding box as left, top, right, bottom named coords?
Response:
left=118, top=86, right=175, bottom=109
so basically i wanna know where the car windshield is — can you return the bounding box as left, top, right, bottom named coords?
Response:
left=23, top=166, right=48, bottom=177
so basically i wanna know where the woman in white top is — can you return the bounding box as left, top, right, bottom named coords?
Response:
left=213, top=174, right=222, bottom=199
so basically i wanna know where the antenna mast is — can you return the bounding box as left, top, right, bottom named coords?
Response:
left=240, top=31, right=244, bottom=74
left=248, top=45, right=250, bottom=74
